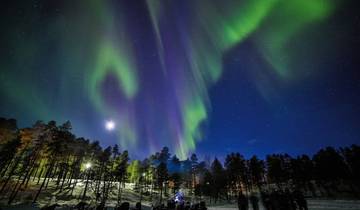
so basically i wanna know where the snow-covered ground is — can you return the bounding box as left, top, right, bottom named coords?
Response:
left=2, top=200, right=360, bottom=210
left=307, top=199, right=360, bottom=210
left=206, top=200, right=360, bottom=210
left=1, top=179, right=360, bottom=209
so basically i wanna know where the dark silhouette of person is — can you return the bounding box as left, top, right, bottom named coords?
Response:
left=260, top=191, right=271, bottom=210
left=168, top=199, right=176, bottom=210
left=96, top=201, right=105, bottom=210
left=176, top=202, right=185, bottom=210
left=40, top=204, right=60, bottom=210
left=278, top=190, right=290, bottom=210
left=191, top=203, right=199, bottom=210
left=199, top=201, right=207, bottom=210
left=120, top=202, right=130, bottom=210
left=284, top=188, right=296, bottom=210
left=237, top=191, right=249, bottom=210
left=294, top=190, right=308, bottom=210
left=185, top=201, right=191, bottom=210
left=269, top=190, right=281, bottom=210
left=75, top=201, right=88, bottom=210
left=152, top=204, right=162, bottom=210
left=249, top=193, right=259, bottom=210
left=135, top=202, right=142, bottom=210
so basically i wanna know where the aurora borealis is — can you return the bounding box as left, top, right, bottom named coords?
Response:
left=1, top=0, right=360, bottom=159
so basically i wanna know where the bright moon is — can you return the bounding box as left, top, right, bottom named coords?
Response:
left=105, top=120, right=115, bottom=131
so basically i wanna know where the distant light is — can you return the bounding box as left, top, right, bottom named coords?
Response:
left=85, top=162, right=92, bottom=169
left=105, top=120, right=115, bottom=131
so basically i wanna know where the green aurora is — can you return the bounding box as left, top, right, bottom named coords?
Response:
left=0, top=0, right=339, bottom=159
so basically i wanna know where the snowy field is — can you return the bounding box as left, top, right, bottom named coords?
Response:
left=206, top=200, right=360, bottom=210
left=2, top=200, right=360, bottom=210
left=307, top=199, right=360, bottom=210
left=1, top=181, right=360, bottom=210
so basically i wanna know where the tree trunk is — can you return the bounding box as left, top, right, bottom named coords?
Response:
left=59, top=163, right=69, bottom=192
left=70, top=174, right=78, bottom=196
left=8, top=162, right=35, bottom=204
left=82, top=170, right=91, bottom=200
left=33, top=160, right=55, bottom=203
left=160, top=183, right=163, bottom=204
left=0, top=157, right=21, bottom=194
left=0, top=158, right=14, bottom=177
left=32, top=165, right=39, bottom=182
left=117, top=181, right=122, bottom=205
left=24, top=165, right=36, bottom=189
left=37, top=167, right=44, bottom=184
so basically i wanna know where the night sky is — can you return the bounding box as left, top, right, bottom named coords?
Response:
left=1, top=0, right=360, bottom=160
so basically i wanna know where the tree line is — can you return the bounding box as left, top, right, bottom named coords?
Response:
left=0, top=118, right=359, bottom=206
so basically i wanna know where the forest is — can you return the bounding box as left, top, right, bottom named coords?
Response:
left=0, top=117, right=360, bottom=208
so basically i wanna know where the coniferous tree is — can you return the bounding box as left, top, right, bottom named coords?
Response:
left=211, top=158, right=226, bottom=203
left=156, top=162, right=168, bottom=204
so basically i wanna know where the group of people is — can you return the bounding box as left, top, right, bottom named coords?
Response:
left=152, top=200, right=207, bottom=210
left=238, top=189, right=308, bottom=210
left=40, top=190, right=306, bottom=210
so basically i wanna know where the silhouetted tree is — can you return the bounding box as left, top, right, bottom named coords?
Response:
left=1, top=116, right=360, bottom=204
left=342, top=145, right=360, bottom=195
left=114, top=150, right=129, bottom=204
left=290, top=155, right=315, bottom=194
left=211, top=158, right=226, bottom=203
left=156, top=162, right=168, bottom=204
left=266, top=154, right=291, bottom=189
left=248, top=155, right=265, bottom=190
left=225, top=153, right=247, bottom=197
left=313, top=147, right=350, bottom=196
